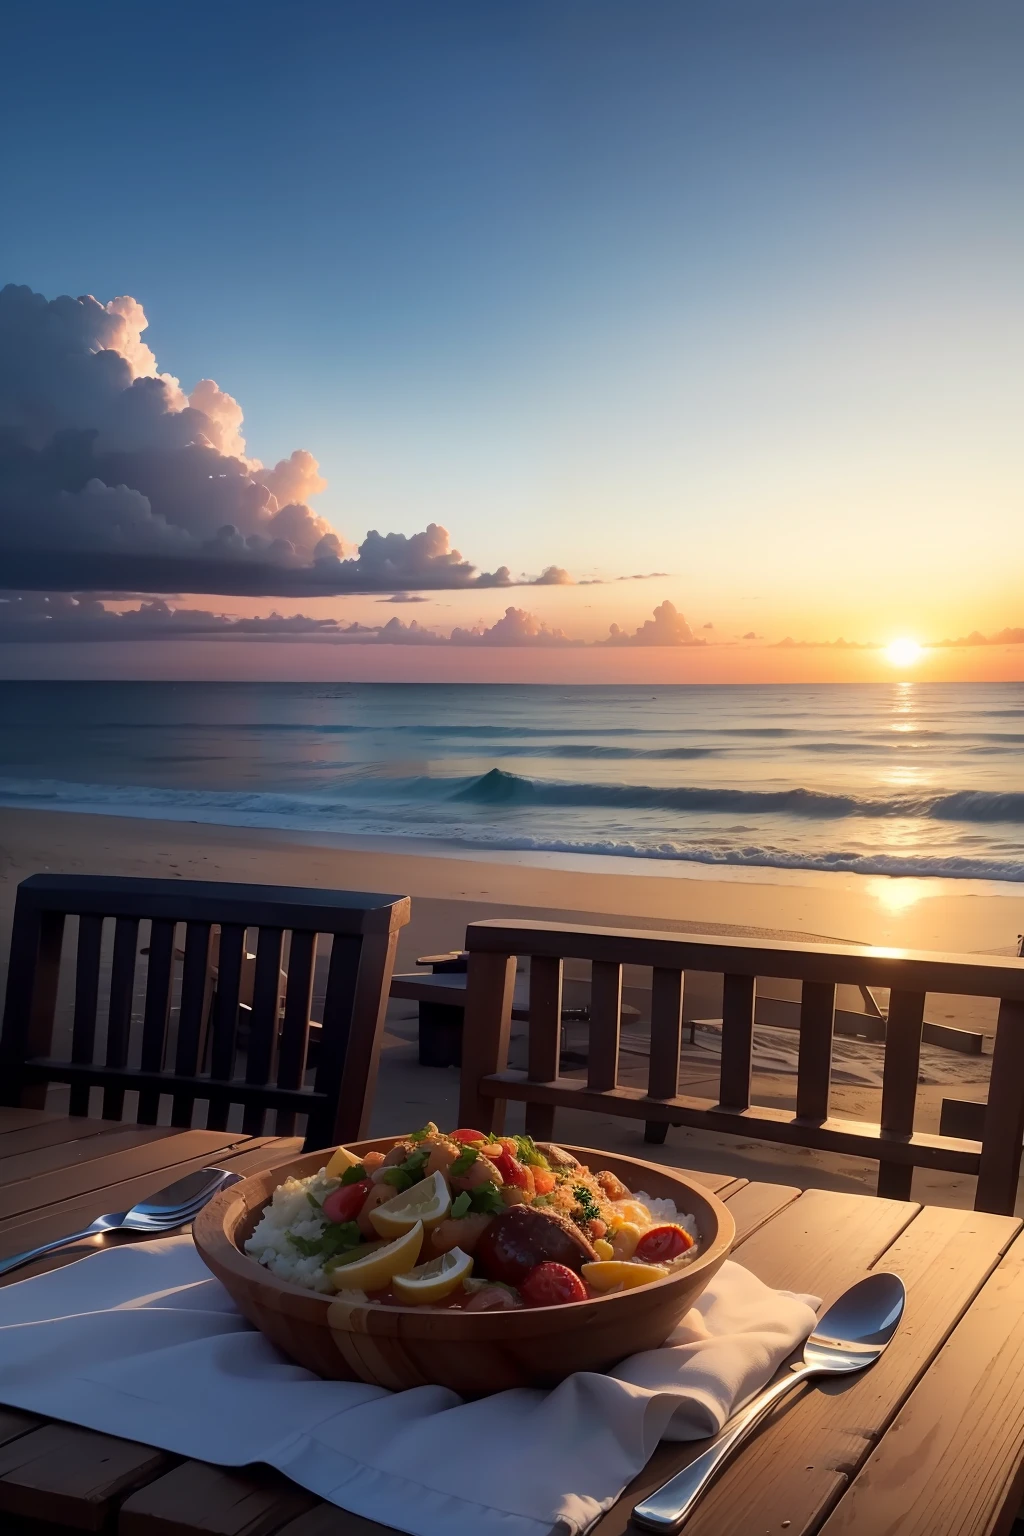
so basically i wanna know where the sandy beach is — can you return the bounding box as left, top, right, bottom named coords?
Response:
left=1, top=806, right=1021, bottom=1210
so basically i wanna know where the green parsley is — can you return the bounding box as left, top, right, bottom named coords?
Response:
left=571, top=1184, right=602, bottom=1228
left=449, top=1145, right=479, bottom=1179
left=450, top=1191, right=472, bottom=1219
left=407, top=1122, right=437, bottom=1143
left=339, top=1163, right=367, bottom=1186
left=380, top=1167, right=414, bottom=1191
left=469, top=1181, right=505, bottom=1215
left=380, top=1147, right=429, bottom=1191
left=513, top=1135, right=550, bottom=1169
left=305, top=1191, right=323, bottom=1212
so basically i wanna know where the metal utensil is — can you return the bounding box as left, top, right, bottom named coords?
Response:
left=632, top=1271, right=907, bottom=1532
left=0, top=1166, right=243, bottom=1278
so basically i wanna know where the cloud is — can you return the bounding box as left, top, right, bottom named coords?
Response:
left=0, top=285, right=564, bottom=598
left=602, top=600, right=705, bottom=647
left=702, top=622, right=714, bottom=630
left=377, top=592, right=429, bottom=604
left=0, top=595, right=693, bottom=651
left=934, top=627, right=1024, bottom=647
left=772, top=635, right=876, bottom=649
left=530, top=565, right=572, bottom=586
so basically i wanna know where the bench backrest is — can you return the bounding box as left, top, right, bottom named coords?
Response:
left=0, top=874, right=409, bottom=1150
left=457, top=918, right=1024, bottom=1214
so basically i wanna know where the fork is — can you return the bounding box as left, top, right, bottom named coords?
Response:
left=0, top=1166, right=242, bottom=1278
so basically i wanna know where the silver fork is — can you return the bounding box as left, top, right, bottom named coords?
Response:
left=0, top=1166, right=242, bottom=1278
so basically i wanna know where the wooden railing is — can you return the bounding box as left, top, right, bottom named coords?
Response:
left=457, top=918, right=1024, bottom=1215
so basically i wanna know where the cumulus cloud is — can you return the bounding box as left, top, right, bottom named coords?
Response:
left=772, top=635, right=875, bottom=649
left=602, top=600, right=705, bottom=647
left=0, top=285, right=565, bottom=598
left=377, top=592, right=429, bottom=604
left=0, top=595, right=693, bottom=650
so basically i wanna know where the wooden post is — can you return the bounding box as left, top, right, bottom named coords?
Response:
left=646, top=968, right=683, bottom=1144
left=0, top=902, right=65, bottom=1109
left=877, top=989, right=926, bottom=1200
left=976, top=999, right=1024, bottom=1214
left=526, top=956, right=562, bottom=1139
left=588, top=961, right=622, bottom=1092
left=459, top=950, right=516, bottom=1135
left=718, top=973, right=755, bottom=1110
left=796, top=980, right=836, bottom=1122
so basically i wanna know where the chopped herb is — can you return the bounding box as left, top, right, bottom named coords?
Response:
left=513, top=1135, right=550, bottom=1169
left=532, top=1194, right=554, bottom=1207
left=339, top=1163, right=367, bottom=1186
left=572, top=1184, right=602, bottom=1228
left=450, top=1191, right=472, bottom=1219
left=407, top=1122, right=437, bottom=1143
left=380, top=1168, right=414, bottom=1191
left=379, top=1147, right=429, bottom=1192
left=469, top=1181, right=505, bottom=1215
left=450, top=1145, right=479, bottom=1179
left=320, top=1221, right=362, bottom=1259
left=288, top=1220, right=362, bottom=1260
left=327, top=1239, right=385, bottom=1270
left=305, top=1191, right=324, bottom=1212
left=401, top=1148, right=429, bottom=1175
left=288, top=1232, right=324, bottom=1257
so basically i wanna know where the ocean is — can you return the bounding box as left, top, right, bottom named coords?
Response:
left=0, top=679, right=1022, bottom=883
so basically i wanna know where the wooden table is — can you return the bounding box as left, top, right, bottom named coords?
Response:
left=2, top=1110, right=1024, bottom=1536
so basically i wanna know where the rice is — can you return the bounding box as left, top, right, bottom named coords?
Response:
left=630, top=1192, right=701, bottom=1263
left=244, top=1168, right=339, bottom=1293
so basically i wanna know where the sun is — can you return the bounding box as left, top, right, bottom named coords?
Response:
left=885, top=638, right=922, bottom=668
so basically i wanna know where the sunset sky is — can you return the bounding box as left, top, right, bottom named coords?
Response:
left=1, top=0, right=1022, bottom=682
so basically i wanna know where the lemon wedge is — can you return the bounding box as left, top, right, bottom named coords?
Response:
left=391, top=1247, right=473, bottom=1305
left=328, top=1221, right=423, bottom=1291
left=369, top=1169, right=451, bottom=1237
left=581, top=1260, right=670, bottom=1291
left=325, top=1144, right=363, bottom=1179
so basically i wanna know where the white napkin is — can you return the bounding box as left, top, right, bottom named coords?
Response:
left=0, top=1238, right=817, bottom=1536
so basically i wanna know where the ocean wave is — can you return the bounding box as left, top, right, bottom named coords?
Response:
left=447, top=768, right=1024, bottom=823
left=2, top=775, right=1022, bottom=883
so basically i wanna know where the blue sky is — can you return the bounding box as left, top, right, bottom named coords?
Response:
left=2, top=0, right=1022, bottom=651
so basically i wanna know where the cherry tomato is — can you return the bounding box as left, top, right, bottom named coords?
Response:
left=634, top=1225, right=694, bottom=1264
left=532, top=1168, right=557, bottom=1196
left=450, top=1128, right=488, bottom=1145
left=520, top=1262, right=588, bottom=1307
left=489, top=1147, right=533, bottom=1190
left=322, top=1181, right=372, bottom=1224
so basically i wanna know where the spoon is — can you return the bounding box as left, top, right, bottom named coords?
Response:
left=632, top=1271, right=907, bottom=1532
left=0, top=1167, right=242, bottom=1278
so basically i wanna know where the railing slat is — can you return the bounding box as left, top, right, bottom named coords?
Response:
left=975, top=998, right=1024, bottom=1214
left=102, top=917, right=139, bottom=1121
left=275, top=930, right=316, bottom=1136
left=70, top=915, right=103, bottom=1117
left=206, top=923, right=245, bottom=1131
left=796, top=980, right=836, bottom=1122
left=137, top=919, right=175, bottom=1124
left=645, top=968, right=683, bottom=1143
left=171, top=922, right=212, bottom=1127
left=526, top=955, right=562, bottom=1140
left=719, top=973, right=755, bottom=1110
left=458, top=951, right=517, bottom=1136
left=242, top=926, right=284, bottom=1136
left=588, top=961, right=622, bottom=1091
left=877, top=989, right=926, bottom=1199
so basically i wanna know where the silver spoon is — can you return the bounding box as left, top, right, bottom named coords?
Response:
left=632, top=1271, right=907, bottom=1532
left=0, top=1166, right=242, bottom=1278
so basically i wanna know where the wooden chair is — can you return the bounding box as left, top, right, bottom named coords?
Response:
left=457, top=917, right=1024, bottom=1215
left=0, top=874, right=409, bottom=1150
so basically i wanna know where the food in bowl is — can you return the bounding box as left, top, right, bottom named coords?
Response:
left=245, top=1123, right=700, bottom=1309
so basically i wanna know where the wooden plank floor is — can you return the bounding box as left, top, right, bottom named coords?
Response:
left=1, top=1113, right=1024, bottom=1535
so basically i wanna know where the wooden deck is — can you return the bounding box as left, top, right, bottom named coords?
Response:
left=2, top=1109, right=1024, bottom=1534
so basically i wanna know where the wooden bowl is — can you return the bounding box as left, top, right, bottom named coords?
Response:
left=193, top=1138, right=735, bottom=1395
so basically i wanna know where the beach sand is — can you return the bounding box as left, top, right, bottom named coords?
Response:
left=1, top=807, right=1021, bottom=1210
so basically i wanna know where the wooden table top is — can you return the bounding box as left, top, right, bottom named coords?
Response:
left=1, top=1110, right=1023, bottom=1536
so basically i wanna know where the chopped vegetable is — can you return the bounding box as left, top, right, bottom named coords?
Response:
left=512, top=1135, right=550, bottom=1169
left=406, top=1122, right=437, bottom=1143
left=288, top=1220, right=362, bottom=1260
left=634, top=1225, right=694, bottom=1264
left=520, top=1262, right=588, bottom=1307
left=450, top=1191, right=472, bottom=1219
left=450, top=1128, right=487, bottom=1145
left=468, top=1181, right=505, bottom=1215
left=339, top=1163, right=368, bottom=1186
left=449, top=1145, right=479, bottom=1179
left=571, top=1184, right=603, bottom=1229
left=380, top=1147, right=430, bottom=1190
left=322, top=1181, right=372, bottom=1224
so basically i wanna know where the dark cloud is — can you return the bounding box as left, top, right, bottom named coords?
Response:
left=0, top=285, right=560, bottom=598
left=376, top=592, right=429, bottom=604
left=602, top=600, right=705, bottom=647
left=742, top=631, right=758, bottom=640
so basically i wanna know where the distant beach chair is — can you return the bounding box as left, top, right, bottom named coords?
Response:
left=0, top=874, right=409, bottom=1149
left=457, top=917, right=1024, bottom=1215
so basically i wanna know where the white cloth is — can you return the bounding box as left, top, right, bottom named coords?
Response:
left=0, top=1237, right=817, bottom=1536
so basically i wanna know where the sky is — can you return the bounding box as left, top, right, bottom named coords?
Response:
left=1, top=0, right=1022, bottom=682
